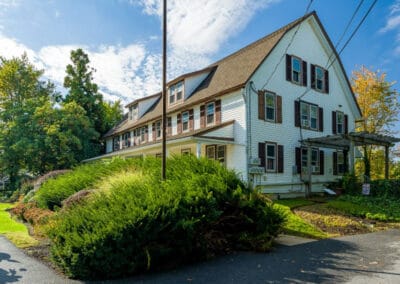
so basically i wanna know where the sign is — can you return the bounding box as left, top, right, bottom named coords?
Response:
left=362, top=183, right=370, bottom=195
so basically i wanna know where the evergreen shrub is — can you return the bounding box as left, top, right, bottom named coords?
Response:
left=45, top=156, right=284, bottom=279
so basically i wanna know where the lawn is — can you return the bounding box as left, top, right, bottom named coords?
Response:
left=0, top=203, right=39, bottom=248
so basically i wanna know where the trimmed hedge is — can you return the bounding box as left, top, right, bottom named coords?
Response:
left=45, top=156, right=284, bottom=279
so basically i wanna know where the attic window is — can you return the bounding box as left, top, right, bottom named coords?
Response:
left=129, top=104, right=138, bottom=121
left=169, top=81, right=184, bottom=105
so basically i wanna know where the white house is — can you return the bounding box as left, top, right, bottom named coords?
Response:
left=89, top=12, right=365, bottom=197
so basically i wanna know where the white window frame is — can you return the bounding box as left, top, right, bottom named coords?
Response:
left=140, top=126, right=146, bottom=143
left=337, top=151, right=345, bottom=175
left=265, top=93, right=276, bottom=122
left=336, top=111, right=344, bottom=134
left=206, top=102, right=215, bottom=125
left=168, top=81, right=184, bottom=106
left=291, top=56, right=302, bottom=84
left=205, top=145, right=226, bottom=166
left=123, top=132, right=131, bottom=148
left=155, top=120, right=162, bottom=139
left=129, top=104, right=138, bottom=121
left=265, top=143, right=276, bottom=172
left=315, top=66, right=325, bottom=92
left=182, top=111, right=189, bottom=132
left=300, top=102, right=318, bottom=131
left=301, top=148, right=319, bottom=174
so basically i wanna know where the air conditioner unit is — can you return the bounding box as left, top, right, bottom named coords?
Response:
left=249, top=157, right=261, bottom=165
left=302, top=119, right=309, bottom=127
left=249, top=167, right=265, bottom=175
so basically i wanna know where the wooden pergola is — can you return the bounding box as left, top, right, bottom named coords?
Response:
left=300, top=131, right=400, bottom=197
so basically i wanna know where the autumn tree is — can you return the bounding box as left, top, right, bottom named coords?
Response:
left=352, top=66, right=399, bottom=178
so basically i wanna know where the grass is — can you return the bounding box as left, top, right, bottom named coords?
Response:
left=274, top=198, right=315, bottom=209
left=273, top=203, right=328, bottom=239
left=327, top=196, right=400, bottom=222
left=0, top=203, right=39, bottom=248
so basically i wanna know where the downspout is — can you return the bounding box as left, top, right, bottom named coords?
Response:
left=241, top=85, right=250, bottom=186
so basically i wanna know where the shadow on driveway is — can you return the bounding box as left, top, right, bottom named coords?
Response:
left=0, top=252, right=23, bottom=283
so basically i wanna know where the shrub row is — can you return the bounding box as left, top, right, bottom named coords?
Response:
left=45, top=156, right=285, bottom=279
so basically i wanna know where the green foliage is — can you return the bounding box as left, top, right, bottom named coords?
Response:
left=342, top=172, right=360, bottom=195
left=34, top=157, right=141, bottom=210
left=369, top=179, right=400, bottom=199
left=273, top=204, right=327, bottom=239
left=44, top=156, right=284, bottom=279
left=328, top=195, right=400, bottom=222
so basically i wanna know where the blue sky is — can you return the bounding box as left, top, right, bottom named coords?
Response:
left=0, top=0, right=398, bottom=117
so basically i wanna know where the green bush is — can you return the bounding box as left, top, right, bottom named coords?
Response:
left=369, top=179, right=400, bottom=199
left=45, top=156, right=284, bottom=279
left=342, top=173, right=360, bottom=195
left=34, top=157, right=142, bottom=210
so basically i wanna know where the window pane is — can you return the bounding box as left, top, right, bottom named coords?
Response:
left=316, top=67, right=323, bottom=80
left=267, top=145, right=275, bottom=157
left=207, top=103, right=215, bottom=124
left=292, top=58, right=301, bottom=71
left=206, top=146, right=215, bottom=159
left=267, top=158, right=275, bottom=170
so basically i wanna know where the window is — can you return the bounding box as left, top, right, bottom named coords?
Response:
left=169, top=81, right=184, bottom=105
left=129, top=104, right=138, bottom=121
left=337, top=151, right=345, bottom=174
left=336, top=111, right=344, bottom=134
left=315, top=66, right=324, bottom=91
left=311, top=64, right=329, bottom=93
left=155, top=120, right=162, bottom=139
left=113, top=136, right=120, bottom=151
left=181, top=148, right=191, bottom=156
left=138, top=126, right=147, bottom=143
left=206, top=145, right=226, bottom=165
left=182, top=111, right=189, bottom=132
left=122, top=132, right=131, bottom=148
left=265, top=93, right=275, bottom=121
left=206, top=102, right=215, bottom=125
left=266, top=143, right=276, bottom=171
left=300, top=102, right=318, bottom=130
left=292, top=56, right=302, bottom=84
left=301, top=148, right=320, bottom=174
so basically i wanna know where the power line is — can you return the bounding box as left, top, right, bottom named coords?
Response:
left=260, top=0, right=314, bottom=90
left=325, top=0, right=365, bottom=69
left=327, top=0, right=377, bottom=70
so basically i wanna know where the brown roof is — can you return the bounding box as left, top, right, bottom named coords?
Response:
left=104, top=11, right=333, bottom=138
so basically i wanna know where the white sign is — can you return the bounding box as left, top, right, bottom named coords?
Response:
left=362, top=183, right=370, bottom=195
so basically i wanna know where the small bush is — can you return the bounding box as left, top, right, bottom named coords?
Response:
left=45, top=156, right=284, bottom=279
left=369, top=179, right=400, bottom=199
left=342, top=173, right=361, bottom=195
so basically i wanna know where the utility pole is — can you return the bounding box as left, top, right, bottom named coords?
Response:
left=161, top=0, right=167, bottom=180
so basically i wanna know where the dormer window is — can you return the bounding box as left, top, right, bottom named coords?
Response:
left=129, top=104, right=138, bottom=121
left=169, top=81, right=184, bottom=105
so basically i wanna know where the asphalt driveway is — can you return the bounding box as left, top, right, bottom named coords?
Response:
left=1, top=230, right=400, bottom=283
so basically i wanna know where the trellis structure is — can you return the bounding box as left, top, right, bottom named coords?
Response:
left=300, top=131, right=400, bottom=197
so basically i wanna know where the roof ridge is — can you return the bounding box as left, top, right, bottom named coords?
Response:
left=209, top=11, right=315, bottom=67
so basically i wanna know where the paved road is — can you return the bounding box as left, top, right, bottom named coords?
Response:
left=1, top=230, right=400, bottom=283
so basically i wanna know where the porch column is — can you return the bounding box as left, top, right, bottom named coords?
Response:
left=306, top=145, right=312, bottom=198
left=385, top=145, right=389, bottom=179
left=196, top=142, right=201, bottom=158
left=349, top=139, right=355, bottom=174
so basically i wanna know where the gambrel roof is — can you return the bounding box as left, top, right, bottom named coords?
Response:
left=104, top=11, right=360, bottom=138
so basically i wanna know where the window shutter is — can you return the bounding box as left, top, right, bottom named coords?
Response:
left=152, top=122, right=156, bottom=140
left=258, top=90, right=265, bottom=120
left=177, top=113, right=182, bottom=134
left=344, top=114, right=348, bottom=134
left=319, top=150, right=324, bottom=175
left=332, top=111, right=337, bottom=134
left=215, top=99, right=221, bottom=124
left=276, top=95, right=282, bottom=123
left=258, top=142, right=266, bottom=169
left=189, top=109, right=194, bottom=131
left=324, top=69, right=329, bottom=93
left=302, top=60, right=307, bottom=87
left=167, top=117, right=172, bottom=136
left=333, top=152, right=338, bottom=175
left=277, top=145, right=284, bottom=173
left=200, top=105, right=205, bottom=128
left=294, top=101, right=300, bottom=127
left=310, top=64, right=316, bottom=89
left=286, top=54, right=292, bottom=81
left=295, top=147, right=301, bottom=174
left=319, top=107, right=324, bottom=132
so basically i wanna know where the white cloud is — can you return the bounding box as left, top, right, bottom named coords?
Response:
left=381, top=0, right=400, bottom=56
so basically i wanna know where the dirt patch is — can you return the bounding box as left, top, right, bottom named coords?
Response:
left=294, top=204, right=400, bottom=237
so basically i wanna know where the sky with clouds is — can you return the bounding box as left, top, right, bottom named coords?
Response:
left=0, top=0, right=398, bottom=117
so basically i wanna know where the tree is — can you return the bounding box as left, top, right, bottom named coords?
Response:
left=63, top=48, right=123, bottom=157
left=352, top=66, right=400, bottom=178
left=0, top=54, right=58, bottom=189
